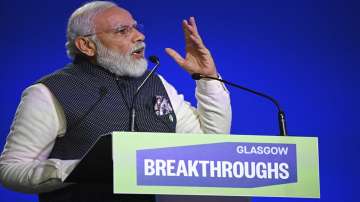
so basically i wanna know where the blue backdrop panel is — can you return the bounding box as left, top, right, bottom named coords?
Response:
left=0, top=0, right=358, bottom=201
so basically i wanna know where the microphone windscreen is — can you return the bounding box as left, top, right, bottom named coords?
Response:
left=148, top=55, right=159, bottom=64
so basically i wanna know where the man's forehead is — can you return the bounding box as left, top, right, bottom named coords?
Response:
left=94, top=6, right=135, bottom=29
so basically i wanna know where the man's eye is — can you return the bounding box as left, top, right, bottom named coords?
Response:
left=115, top=27, right=128, bottom=34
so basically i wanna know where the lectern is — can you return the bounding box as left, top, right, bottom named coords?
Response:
left=66, top=132, right=320, bottom=200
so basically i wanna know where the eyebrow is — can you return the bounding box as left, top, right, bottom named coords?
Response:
left=112, top=20, right=137, bottom=28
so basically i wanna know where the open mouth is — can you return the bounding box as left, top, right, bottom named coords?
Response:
left=131, top=47, right=145, bottom=57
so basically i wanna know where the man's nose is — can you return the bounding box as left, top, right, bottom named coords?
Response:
left=132, top=28, right=145, bottom=42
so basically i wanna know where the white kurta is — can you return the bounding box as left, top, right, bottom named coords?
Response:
left=0, top=75, right=232, bottom=193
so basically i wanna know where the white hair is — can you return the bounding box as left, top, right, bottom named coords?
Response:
left=92, top=37, right=147, bottom=77
left=66, top=1, right=117, bottom=59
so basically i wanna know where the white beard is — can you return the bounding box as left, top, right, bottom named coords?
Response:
left=93, top=38, right=147, bottom=77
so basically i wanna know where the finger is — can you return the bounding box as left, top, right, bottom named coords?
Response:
left=182, top=20, right=191, bottom=41
left=183, top=20, right=203, bottom=50
left=186, top=30, right=204, bottom=47
left=189, top=16, right=199, bottom=34
left=165, top=48, right=185, bottom=66
left=183, top=19, right=203, bottom=44
left=189, top=34, right=204, bottom=48
left=183, top=22, right=196, bottom=34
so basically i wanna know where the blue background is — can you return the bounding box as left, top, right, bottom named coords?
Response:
left=0, top=0, right=358, bottom=201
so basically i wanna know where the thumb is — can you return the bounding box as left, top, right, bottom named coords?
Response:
left=165, top=48, right=185, bottom=67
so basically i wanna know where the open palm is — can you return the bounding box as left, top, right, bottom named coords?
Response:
left=166, top=17, right=218, bottom=77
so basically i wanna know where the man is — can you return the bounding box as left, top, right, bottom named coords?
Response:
left=0, top=1, right=231, bottom=202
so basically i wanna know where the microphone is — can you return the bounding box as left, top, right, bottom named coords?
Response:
left=130, top=56, right=160, bottom=132
left=148, top=55, right=159, bottom=64
left=192, top=73, right=288, bottom=136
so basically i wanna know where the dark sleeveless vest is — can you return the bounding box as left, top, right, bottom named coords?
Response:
left=37, top=58, right=176, bottom=202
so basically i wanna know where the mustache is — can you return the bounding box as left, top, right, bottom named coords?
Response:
left=130, top=42, right=146, bottom=54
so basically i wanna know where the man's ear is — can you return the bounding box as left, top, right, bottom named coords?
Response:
left=74, top=37, right=96, bottom=57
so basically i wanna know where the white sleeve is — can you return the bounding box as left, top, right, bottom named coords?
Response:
left=159, top=75, right=232, bottom=134
left=0, top=84, right=79, bottom=193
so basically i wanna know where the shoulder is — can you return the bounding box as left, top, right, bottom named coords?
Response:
left=37, top=64, right=75, bottom=84
left=21, top=83, right=54, bottom=102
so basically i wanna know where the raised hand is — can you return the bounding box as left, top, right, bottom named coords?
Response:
left=165, top=17, right=218, bottom=77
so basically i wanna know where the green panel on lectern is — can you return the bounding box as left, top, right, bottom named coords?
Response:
left=112, top=132, right=319, bottom=198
